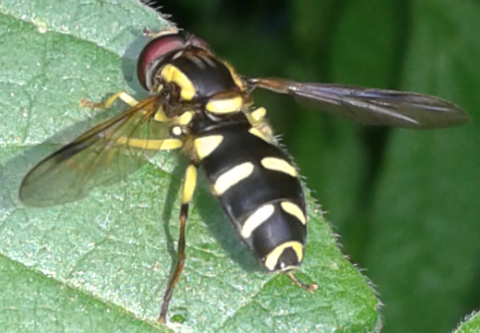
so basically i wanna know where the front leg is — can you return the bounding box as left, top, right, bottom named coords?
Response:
left=80, top=91, right=140, bottom=109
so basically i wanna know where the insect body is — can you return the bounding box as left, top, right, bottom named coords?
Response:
left=19, top=28, right=470, bottom=323
left=137, top=30, right=313, bottom=320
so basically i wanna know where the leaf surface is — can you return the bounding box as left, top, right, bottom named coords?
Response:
left=0, top=1, right=380, bottom=332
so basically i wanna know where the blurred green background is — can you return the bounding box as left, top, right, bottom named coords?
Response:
left=149, top=0, right=480, bottom=332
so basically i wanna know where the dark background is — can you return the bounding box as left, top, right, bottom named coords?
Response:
left=143, top=1, right=480, bottom=332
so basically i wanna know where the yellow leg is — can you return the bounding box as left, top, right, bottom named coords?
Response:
left=158, top=165, right=197, bottom=323
left=286, top=271, right=318, bottom=293
left=113, top=137, right=183, bottom=151
left=80, top=92, right=169, bottom=123
left=83, top=137, right=182, bottom=171
left=80, top=91, right=139, bottom=109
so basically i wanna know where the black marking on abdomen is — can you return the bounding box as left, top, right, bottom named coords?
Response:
left=197, top=121, right=307, bottom=271
left=249, top=201, right=306, bottom=258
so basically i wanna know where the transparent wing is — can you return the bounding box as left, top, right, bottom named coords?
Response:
left=20, top=95, right=173, bottom=207
left=251, top=78, right=470, bottom=128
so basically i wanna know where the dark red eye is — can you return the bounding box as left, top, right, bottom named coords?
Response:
left=137, top=33, right=187, bottom=90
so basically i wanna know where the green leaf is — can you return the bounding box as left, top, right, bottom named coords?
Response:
left=0, top=1, right=379, bottom=332
left=289, top=0, right=405, bottom=261
left=454, top=311, right=480, bottom=333
left=365, top=1, right=480, bottom=333
left=273, top=0, right=479, bottom=332
left=0, top=255, right=161, bottom=333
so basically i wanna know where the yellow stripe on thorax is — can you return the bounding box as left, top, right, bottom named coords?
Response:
left=206, top=94, right=243, bottom=114
left=223, top=61, right=244, bottom=90
left=194, top=135, right=224, bottom=160
left=160, top=64, right=196, bottom=100
left=177, top=111, right=194, bottom=125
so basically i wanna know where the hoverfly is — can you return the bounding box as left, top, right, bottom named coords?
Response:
left=19, top=27, right=469, bottom=323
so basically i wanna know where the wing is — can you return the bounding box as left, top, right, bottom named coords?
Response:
left=250, top=78, right=470, bottom=128
left=20, top=95, right=174, bottom=207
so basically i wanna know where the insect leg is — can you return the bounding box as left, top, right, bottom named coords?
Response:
left=286, top=271, right=318, bottom=293
left=80, top=92, right=170, bottom=123
left=158, top=164, right=197, bottom=323
left=114, top=137, right=183, bottom=151
left=80, top=91, right=139, bottom=109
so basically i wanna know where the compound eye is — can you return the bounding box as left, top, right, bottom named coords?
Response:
left=137, top=33, right=186, bottom=90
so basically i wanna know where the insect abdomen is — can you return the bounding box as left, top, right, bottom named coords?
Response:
left=194, top=121, right=307, bottom=272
